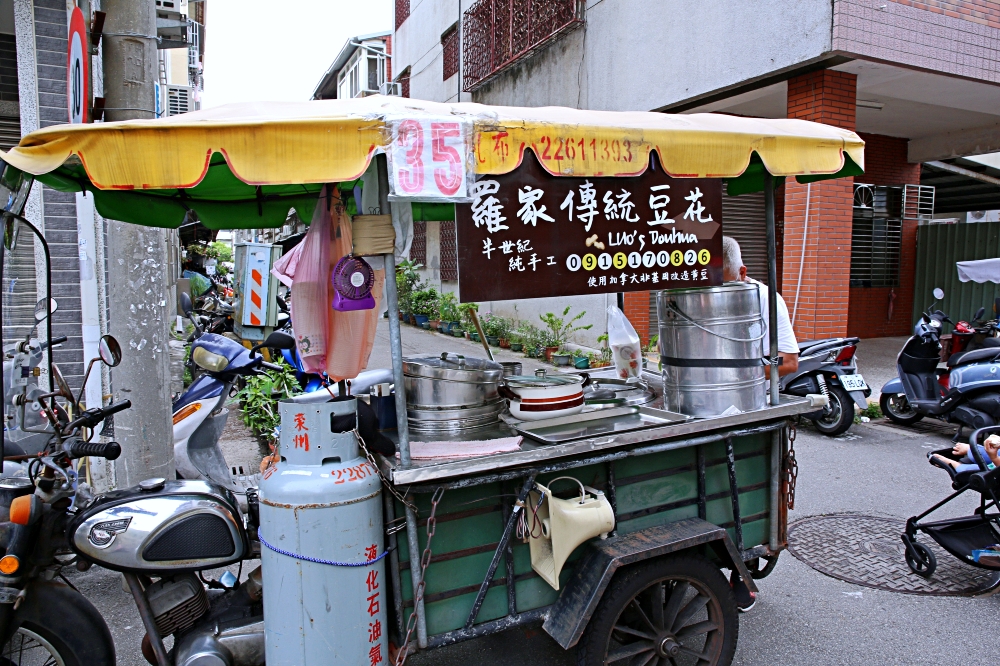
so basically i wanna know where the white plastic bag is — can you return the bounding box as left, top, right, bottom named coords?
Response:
left=607, top=305, right=642, bottom=380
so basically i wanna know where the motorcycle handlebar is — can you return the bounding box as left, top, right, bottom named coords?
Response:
left=36, top=335, right=68, bottom=351
left=68, top=439, right=121, bottom=460
left=261, top=361, right=282, bottom=371
left=67, top=399, right=132, bottom=431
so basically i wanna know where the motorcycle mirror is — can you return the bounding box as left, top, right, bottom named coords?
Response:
left=932, top=287, right=945, bottom=300
left=974, top=307, right=986, bottom=322
left=34, top=298, right=57, bottom=321
left=98, top=335, right=122, bottom=367
left=179, top=291, right=194, bottom=317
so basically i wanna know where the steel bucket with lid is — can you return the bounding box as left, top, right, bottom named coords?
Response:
left=656, top=282, right=766, bottom=417
left=403, top=352, right=505, bottom=433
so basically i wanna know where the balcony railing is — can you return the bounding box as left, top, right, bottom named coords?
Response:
left=462, top=0, right=582, bottom=92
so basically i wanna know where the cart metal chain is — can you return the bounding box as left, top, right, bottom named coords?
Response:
left=783, top=424, right=798, bottom=510
left=353, top=428, right=418, bottom=517
left=395, top=486, right=444, bottom=666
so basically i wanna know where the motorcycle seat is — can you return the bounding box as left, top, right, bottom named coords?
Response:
left=947, top=347, right=1000, bottom=368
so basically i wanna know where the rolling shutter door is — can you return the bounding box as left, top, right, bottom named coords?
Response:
left=0, top=116, right=20, bottom=152
left=722, top=190, right=768, bottom=283
left=649, top=190, right=770, bottom=326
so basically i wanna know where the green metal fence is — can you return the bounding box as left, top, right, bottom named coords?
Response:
left=912, top=222, right=1000, bottom=329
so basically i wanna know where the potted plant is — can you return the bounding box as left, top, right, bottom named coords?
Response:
left=481, top=312, right=510, bottom=347
left=552, top=349, right=573, bottom=366
left=395, top=258, right=423, bottom=321
left=573, top=353, right=590, bottom=369
left=438, top=292, right=461, bottom=333
left=539, top=306, right=592, bottom=362
left=411, top=287, right=439, bottom=328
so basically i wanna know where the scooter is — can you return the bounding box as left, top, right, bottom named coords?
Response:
left=880, top=288, right=1000, bottom=440
left=781, top=337, right=870, bottom=436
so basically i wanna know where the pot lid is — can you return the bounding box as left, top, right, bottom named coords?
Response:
left=505, top=373, right=586, bottom=389
left=403, top=353, right=503, bottom=382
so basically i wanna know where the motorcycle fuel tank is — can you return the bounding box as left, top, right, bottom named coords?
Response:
left=69, top=479, right=247, bottom=572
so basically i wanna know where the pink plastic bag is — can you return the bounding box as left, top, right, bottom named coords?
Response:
left=325, top=195, right=385, bottom=381
left=290, top=186, right=333, bottom=373
left=270, top=240, right=302, bottom=288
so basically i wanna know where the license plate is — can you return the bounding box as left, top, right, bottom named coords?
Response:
left=841, top=374, right=868, bottom=391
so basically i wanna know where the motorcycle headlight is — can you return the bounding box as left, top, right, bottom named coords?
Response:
left=192, top=346, right=228, bottom=373
left=930, top=319, right=941, bottom=328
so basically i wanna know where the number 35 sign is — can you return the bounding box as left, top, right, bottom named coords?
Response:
left=389, top=118, right=470, bottom=201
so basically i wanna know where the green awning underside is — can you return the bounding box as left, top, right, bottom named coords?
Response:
left=33, top=151, right=863, bottom=230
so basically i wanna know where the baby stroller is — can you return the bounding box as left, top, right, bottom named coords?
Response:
left=902, top=425, right=1000, bottom=577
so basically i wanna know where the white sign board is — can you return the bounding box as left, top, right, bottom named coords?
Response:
left=389, top=117, right=470, bottom=201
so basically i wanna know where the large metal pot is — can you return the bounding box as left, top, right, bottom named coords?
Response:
left=657, top=282, right=766, bottom=416
left=403, top=353, right=505, bottom=433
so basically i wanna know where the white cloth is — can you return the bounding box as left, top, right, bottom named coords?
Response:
left=957, top=258, right=1000, bottom=284
left=748, top=279, right=798, bottom=355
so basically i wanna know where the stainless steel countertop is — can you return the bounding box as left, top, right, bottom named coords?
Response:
left=384, top=392, right=815, bottom=486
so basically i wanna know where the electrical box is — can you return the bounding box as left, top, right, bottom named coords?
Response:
left=234, top=243, right=282, bottom=341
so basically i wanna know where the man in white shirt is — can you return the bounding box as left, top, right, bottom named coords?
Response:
left=722, top=236, right=799, bottom=376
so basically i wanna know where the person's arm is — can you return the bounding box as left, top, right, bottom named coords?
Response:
left=985, top=435, right=1000, bottom=467
left=774, top=293, right=799, bottom=377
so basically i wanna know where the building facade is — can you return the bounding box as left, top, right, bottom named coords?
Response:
left=393, top=0, right=1000, bottom=345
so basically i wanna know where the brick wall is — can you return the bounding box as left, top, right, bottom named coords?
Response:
left=624, top=291, right=650, bottom=344
left=783, top=70, right=857, bottom=340
left=834, top=0, right=1000, bottom=84
left=847, top=133, right=921, bottom=337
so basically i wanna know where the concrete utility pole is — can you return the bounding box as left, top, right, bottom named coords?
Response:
left=102, top=0, right=175, bottom=486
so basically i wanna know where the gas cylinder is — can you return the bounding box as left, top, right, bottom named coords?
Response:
left=259, top=398, right=387, bottom=665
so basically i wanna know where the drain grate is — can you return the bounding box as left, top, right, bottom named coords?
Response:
left=788, top=513, right=1000, bottom=596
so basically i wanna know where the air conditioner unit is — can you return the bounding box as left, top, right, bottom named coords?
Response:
left=379, top=82, right=401, bottom=96
left=163, top=85, right=194, bottom=116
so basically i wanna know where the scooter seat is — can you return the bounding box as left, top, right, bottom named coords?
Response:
left=947, top=347, right=1000, bottom=368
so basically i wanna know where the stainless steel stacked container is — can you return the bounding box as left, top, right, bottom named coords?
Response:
left=656, top=282, right=766, bottom=416
left=403, top=353, right=505, bottom=433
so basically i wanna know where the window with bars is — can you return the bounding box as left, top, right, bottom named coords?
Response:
left=411, top=221, right=427, bottom=265
left=850, top=184, right=903, bottom=288
left=395, top=0, right=410, bottom=30
left=442, top=24, right=459, bottom=81
left=398, top=69, right=410, bottom=98
left=440, top=220, right=457, bottom=280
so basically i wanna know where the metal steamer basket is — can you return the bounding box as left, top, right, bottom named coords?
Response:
left=657, top=282, right=767, bottom=416
left=403, top=353, right=505, bottom=434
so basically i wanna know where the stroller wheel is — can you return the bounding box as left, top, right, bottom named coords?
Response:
left=905, top=541, right=937, bottom=578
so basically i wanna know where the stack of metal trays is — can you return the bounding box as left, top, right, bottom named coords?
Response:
left=403, top=353, right=505, bottom=435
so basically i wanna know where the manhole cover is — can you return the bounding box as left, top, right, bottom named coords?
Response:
left=788, top=514, right=1000, bottom=596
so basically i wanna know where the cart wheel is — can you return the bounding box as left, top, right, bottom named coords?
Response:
left=576, top=555, right=738, bottom=666
left=905, top=542, right=937, bottom=578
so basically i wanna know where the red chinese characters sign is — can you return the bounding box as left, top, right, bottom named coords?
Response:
left=455, top=151, right=723, bottom=302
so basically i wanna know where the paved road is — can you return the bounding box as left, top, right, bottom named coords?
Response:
left=69, top=324, right=1000, bottom=665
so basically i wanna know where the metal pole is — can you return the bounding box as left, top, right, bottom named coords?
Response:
left=375, top=153, right=427, bottom=647
left=103, top=0, right=175, bottom=485
left=763, top=172, right=780, bottom=406
left=769, top=429, right=782, bottom=551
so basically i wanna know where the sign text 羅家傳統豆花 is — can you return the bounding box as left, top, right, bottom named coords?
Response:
left=455, top=151, right=724, bottom=302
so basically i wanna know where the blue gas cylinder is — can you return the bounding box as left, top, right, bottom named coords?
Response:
left=259, top=398, right=387, bottom=665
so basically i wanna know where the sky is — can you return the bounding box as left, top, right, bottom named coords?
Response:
left=201, top=0, right=392, bottom=109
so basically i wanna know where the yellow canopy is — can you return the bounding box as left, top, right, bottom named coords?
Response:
left=0, top=96, right=864, bottom=229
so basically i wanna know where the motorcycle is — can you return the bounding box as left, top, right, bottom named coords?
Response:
left=880, top=288, right=1000, bottom=441
left=781, top=337, right=870, bottom=436
left=0, top=334, right=270, bottom=665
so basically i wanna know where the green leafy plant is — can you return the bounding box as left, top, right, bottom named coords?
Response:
left=539, top=306, right=592, bottom=348
left=459, top=302, right=480, bottom=328
left=438, top=292, right=461, bottom=322
left=411, top=288, right=440, bottom=317
left=186, top=241, right=233, bottom=262
left=855, top=401, right=882, bottom=424
left=395, top=259, right=424, bottom=315
left=597, top=333, right=612, bottom=364
left=645, top=334, right=659, bottom=353
left=235, top=361, right=300, bottom=440
left=480, top=313, right=511, bottom=339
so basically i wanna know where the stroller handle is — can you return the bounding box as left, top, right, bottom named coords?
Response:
left=968, top=425, right=1000, bottom=471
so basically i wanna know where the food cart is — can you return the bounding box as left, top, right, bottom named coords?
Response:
left=1, top=96, right=864, bottom=665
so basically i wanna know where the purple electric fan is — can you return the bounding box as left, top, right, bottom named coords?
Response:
left=331, top=256, right=376, bottom=311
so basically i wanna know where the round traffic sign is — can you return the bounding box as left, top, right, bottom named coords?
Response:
left=67, top=7, right=87, bottom=124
